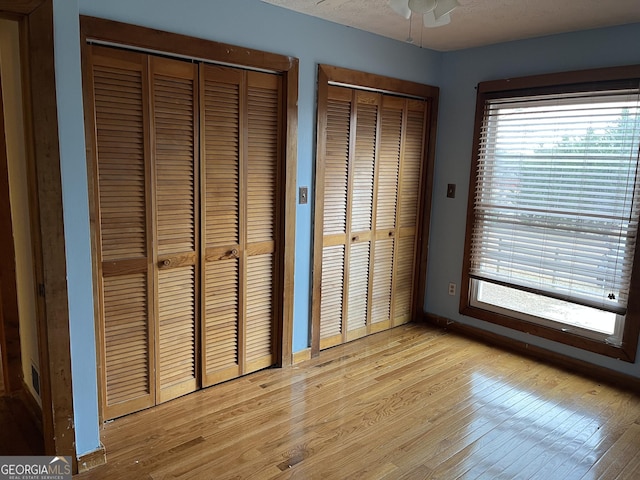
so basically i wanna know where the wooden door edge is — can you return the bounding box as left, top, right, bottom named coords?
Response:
left=18, top=0, right=76, bottom=468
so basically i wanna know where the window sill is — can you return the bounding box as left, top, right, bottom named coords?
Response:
left=459, top=303, right=636, bottom=362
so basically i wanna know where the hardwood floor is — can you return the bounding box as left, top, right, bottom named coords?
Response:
left=0, top=395, right=44, bottom=455
left=79, top=323, right=640, bottom=479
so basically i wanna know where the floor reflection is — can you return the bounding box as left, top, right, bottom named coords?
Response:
left=450, top=371, right=603, bottom=478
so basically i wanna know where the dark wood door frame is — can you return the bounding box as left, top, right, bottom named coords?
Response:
left=0, top=0, right=76, bottom=467
left=0, top=72, right=21, bottom=396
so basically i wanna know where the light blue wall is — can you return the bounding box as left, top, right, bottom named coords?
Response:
left=53, top=0, right=100, bottom=457
left=58, top=0, right=441, bottom=456
left=426, top=23, right=640, bottom=378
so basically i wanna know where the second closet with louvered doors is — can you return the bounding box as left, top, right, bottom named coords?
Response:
left=313, top=66, right=435, bottom=351
left=86, top=44, right=283, bottom=420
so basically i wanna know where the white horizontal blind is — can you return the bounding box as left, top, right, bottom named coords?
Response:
left=470, top=86, right=640, bottom=315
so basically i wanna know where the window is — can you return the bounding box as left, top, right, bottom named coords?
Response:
left=461, top=66, right=640, bottom=361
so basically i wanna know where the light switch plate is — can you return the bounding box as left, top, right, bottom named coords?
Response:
left=447, top=184, right=456, bottom=198
left=299, top=186, right=308, bottom=204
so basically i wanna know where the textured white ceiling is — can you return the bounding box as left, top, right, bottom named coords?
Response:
left=261, top=0, right=640, bottom=51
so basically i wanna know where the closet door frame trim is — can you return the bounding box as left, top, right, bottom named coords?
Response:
left=311, top=64, right=439, bottom=356
left=80, top=16, right=298, bottom=424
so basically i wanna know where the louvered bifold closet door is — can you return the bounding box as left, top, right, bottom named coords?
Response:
left=371, top=96, right=403, bottom=333
left=201, top=65, right=280, bottom=386
left=89, top=46, right=154, bottom=419
left=319, top=86, right=351, bottom=349
left=149, top=57, right=199, bottom=404
left=317, top=85, right=428, bottom=350
left=346, top=91, right=379, bottom=342
left=245, top=71, right=280, bottom=372
left=393, top=100, right=426, bottom=325
left=319, top=88, right=382, bottom=348
left=201, top=65, right=242, bottom=385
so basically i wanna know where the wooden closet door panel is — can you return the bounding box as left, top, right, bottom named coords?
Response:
left=247, top=71, right=279, bottom=245
left=152, top=58, right=198, bottom=257
left=156, top=265, right=196, bottom=402
left=245, top=253, right=274, bottom=371
left=370, top=97, right=403, bottom=332
left=323, top=86, right=351, bottom=237
left=204, top=257, right=240, bottom=385
left=102, top=273, right=150, bottom=415
left=371, top=238, right=394, bottom=329
left=94, top=51, right=148, bottom=262
left=90, top=46, right=154, bottom=419
left=345, top=92, right=379, bottom=340
left=203, top=66, right=242, bottom=250
left=393, top=101, right=426, bottom=326
left=350, top=94, right=377, bottom=234
left=346, top=240, right=371, bottom=341
left=319, top=86, right=351, bottom=348
left=319, top=244, right=345, bottom=349
left=376, top=98, right=402, bottom=231
left=398, top=103, right=425, bottom=231
left=201, top=65, right=243, bottom=386
left=244, top=71, right=280, bottom=372
left=150, top=57, right=199, bottom=402
left=393, top=235, right=416, bottom=325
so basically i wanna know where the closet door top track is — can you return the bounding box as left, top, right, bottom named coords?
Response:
left=85, top=40, right=283, bottom=75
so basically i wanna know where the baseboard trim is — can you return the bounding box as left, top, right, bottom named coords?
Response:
left=78, top=444, right=107, bottom=473
left=292, top=348, right=311, bottom=364
left=422, top=312, right=640, bottom=393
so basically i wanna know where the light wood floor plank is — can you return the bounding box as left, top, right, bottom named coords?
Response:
left=582, top=423, right=640, bottom=479
left=476, top=372, right=612, bottom=479
left=548, top=394, right=640, bottom=480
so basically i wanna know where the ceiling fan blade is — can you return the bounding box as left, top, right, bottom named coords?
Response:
left=433, top=0, right=459, bottom=20
left=423, top=10, right=451, bottom=27
left=389, top=0, right=411, bottom=19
